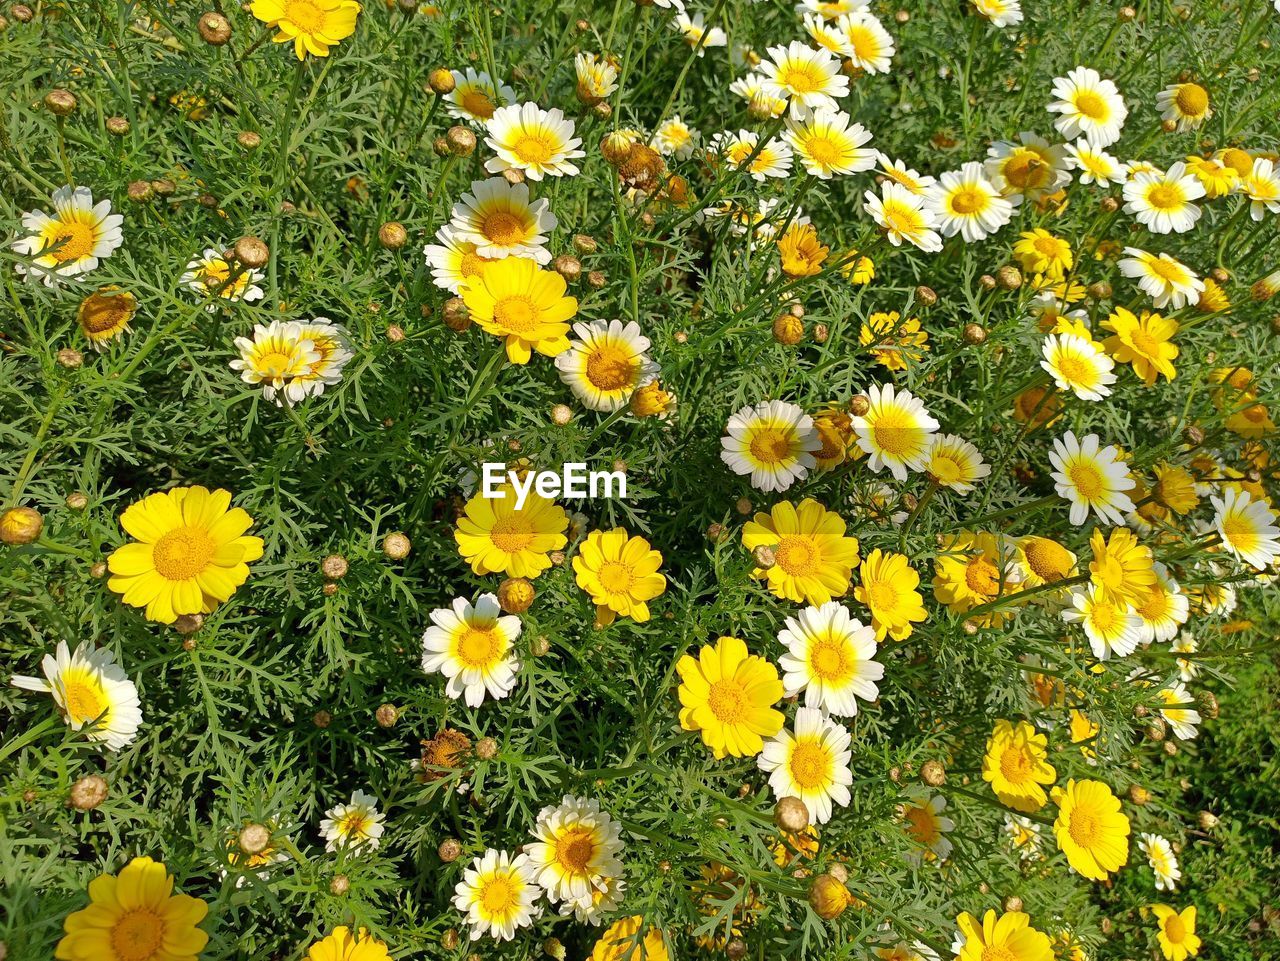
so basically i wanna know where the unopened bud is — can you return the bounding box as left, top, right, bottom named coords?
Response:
left=996, top=265, right=1023, bottom=290
left=915, top=285, right=938, bottom=307
left=1100, top=196, right=1120, bottom=213
left=45, top=89, right=77, bottom=116
left=173, top=613, right=204, bottom=635
left=772, top=312, right=804, bottom=345
left=447, top=125, right=477, bottom=157
left=774, top=796, right=810, bottom=833
left=68, top=774, right=108, bottom=811
left=809, top=873, right=851, bottom=920
left=321, top=554, right=349, bottom=580
left=439, top=838, right=463, bottom=862
left=475, top=737, right=498, bottom=760
left=428, top=68, right=456, bottom=94
left=378, top=222, right=408, bottom=250
left=753, top=545, right=777, bottom=569
left=330, top=874, right=350, bottom=895
left=238, top=823, right=272, bottom=855
left=1197, top=810, right=1218, bottom=830
left=443, top=297, right=471, bottom=331
left=497, top=577, right=535, bottom=614
left=552, top=254, right=582, bottom=283
left=106, top=116, right=130, bottom=136
left=573, top=234, right=598, bottom=255
left=963, top=322, right=988, bottom=345
left=234, top=236, right=269, bottom=269
left=812, top=323, right=829, bottom=344
left=551, top=403, right=573, bottom=425
left=198, top=12, right=231, bottom=45
left=375, top=703, right=399, bottom=727
left=57, top=348, right=83, bottom=368
left=921, top=760, right=946, bottom=786
left=0, top=507, right=43, bottom=545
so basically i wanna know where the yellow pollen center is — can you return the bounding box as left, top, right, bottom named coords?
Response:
left=775, top=535, right=820, bottom=576
left=809, top=637, right=851, bottom=682
left=882, top=200, right=921, bottom=236
left=1003, top=152, right=1047, bottom=190
left=585, top=344, right=635, bottom=391
left=110, top=908, right=165, bottom=961
left=748, top=428, right=795, bottom=466
left=282, top=0, right=326, bottom=33
left=1068, top=463, right=1105, bottom=499
left=597, top=560, right=635, bottom=594
left=482, top=211, right=527, bottom=246
left=848, top=26, right=879, bottom=60
left=950, top=187, right=986, bottom=215
left=62, top=676, right=108, bottom=725
left=257, top=348, right=299, bottom=379
left=1129, top=327, right=1160, bottom=356
left=1067, top=807, right=1101, bottom=846
left=779, top=62, right=823, bottom=94
left=460, top=89, right=496, bottom=118
left=965, top=557, right=1001, bottom=597
left=1164, top=915, right=1187, bottom=943
left=1023, top=539, right=1070, bottom=582
left=1073, top=90, right=1110, bottom=121
left=341, top=812, right=368, bottom=836
left=1095, top=555, right=1126, bottom=591
left=457, top=626, right=502, bottom=668
left=867, top=580, right=898, bottom=613
left=981, top=947, right=1018, bottom=961
left=1090, top=601, right=1119, bottom=631
left=151, top=526, right=216, bottom=581
left=555, top=827, right=596, bottom=873
left=48, top=221, right=96, bottom=263
left=872, top=412, right=917, bottom=457
left=788, top=741, right=830, bottom=788
left=804, top=134, right=842, bottom=166
left=1146, top=184, right=1184, bottom=211
left=460, top=251, right=488, bottom=279
left=904, top=806, right=939, bottom=844
left=1137, top=587, right=1169, bottom=620
left=1149, top=258, right=1186, bottom=284
left=1175, top=84, right=1208, bottom=115
left=1034, top=236, right=1062, bottom=256
left=489, top=516, right=534, bottom=553
left=512, top=132, right=555, bottom=164
left=931, top=455, right=963, bottom=485
left=707, top=678, right=748, bottom=723
left=493, top=295, right=539, bottom=332
left=480, top=875, right=519, bottom=916
left=80, top=293, right=134, bottom=334
left=999, top=745, right=1033, bottom=784
left=1056, top=351, right=1097, bottom=387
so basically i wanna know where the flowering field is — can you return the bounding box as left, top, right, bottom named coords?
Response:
left=3, top=0, right=1280, bottom=959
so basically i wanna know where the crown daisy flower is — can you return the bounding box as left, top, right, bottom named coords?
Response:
left=1118, top=247, right=1203, bottom=308
left=555, top=320, right=659, bottom=412
left=777, top=602, right=882, bottom=717
left=901, top=793, right=955, bottom=865
left=557, top=874, right=627, bottom=925
left=861, top=311, right=929, bottom=371
left=575, top=52, right=619, bottom=103
left=970, top=0, right=1024, bottom=27
left=674, top=11, right=727, bottom=54
left=853, top=548, right=927, bottom=641
left=1088, top=526, right=1155, bottom=608
left=573, top=527, right=667, bottom=625
left=1053, top=778, right=1129, bottom=881
left=864, top=181, right=944, bottom=252
left=653, top=116, right=698, bottom=159
left=1101, top=307, right=1179, bottom=385
left=676, top=635, right=784, bottom=759
left=54, top=857, right=208, bottom=961
left=230, top=320, right=322, bottom=406
left=1003, top=814, right=1043, bottom=860
left=1157, top=82, right=1211, bottom=131
left=784, top=108, right=875, bottom=179
left=590, top=916, right=669, bottom=961
left=249, top=0, right=361, bottom=60
left=1014, top=229, right=1073, bottom=279
left=421, top=593, right=521, bottom=707
left=720, top=400, right=820, bottom=493
left=10, top=641, right=142, bottom=751
left=180, top=248, right=266, bottom=308
left=852, top=383, right=939, bottom=480
left=424, top=226, right=491, bottom=294
left=290, top=317, right=352, bottom=399
left=453, top=849, right=542, bottom=941
left=758, top=707, right=853, bottom=825
left=1171, top=632, right=1199, bottom=682
left=1049, top=431, right=1136, bottom=526
left=742, top=498, right=861, bottom=605
left=759, top=41, right=849, bottom=115
left=448, top=177, right=557, bottom=263
left=455, top=485, right=568, bottom=579
left=526, top=795, right=625, bottom=905
left=985, top=134, right=1072, bottom=200
left=927, top=161, right=1018, bottom=242
left=1240, top=157, right=1280, bottom=220
left=319, top=789, right=385, bottom=852
left=1063, top=140, right=1129, bottom=186
left=1158, top=682, right=1202, bottom=740
left=484, top=102, right=584, bottom=180
left=1138, top=833, right=1182, bottom=892
left=876, top=153, right=937, bottom=194
left=923, top=434, right=989, bottom=493
left=445, top=68, right=515, bottom=126
left=933, top=531, right=1018, bottom=626
left=709, top=129, right=794, bottom=181
left=1152, top=905, right=1201, bottom=961
left=728, top=73, right=788, bottom=119
left=1183, top=153, right=1237, bottom=198
left=13, top=186, right=123, bottom=286
left=1123, top=162, right=1205, bottom=234
left=778, top=223, right=829, bottom=277
left=1062, top=584, right=1142, bottom=659
left=77, top=287, right=137, bottom=350
left=839, top=11, right=896, bottom=74
left=982, top=719, right=1056, bottom=812
left=1047, top=66, right=1127, bottom=146
left=459, top=256, right=576, bottom=363
left=802, top=12, right=853, bottom=56
left=955, top=910, right=1053, bottom=961
left=106, top=486, right=263, bottom=625
left=1212, top=488, right=1280, bottom=570
left=307, top=927, right=391, bottom=961
left=1013, top=535, right=1077, bottom=590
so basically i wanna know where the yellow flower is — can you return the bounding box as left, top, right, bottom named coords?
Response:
left=1151, top=463, right=1199, bottom=515
left=982, top=719, right=1056, bottom=812
left=932, top=531, right=1016, bottom=626
left=1101, top=307, right=1179, bottom=385
left=1197, top=277, right=1231, bottom=313
left=1052, top=778, right=1130, bottom=880
left=460, top=256, right=577, bottom=364
left=250, top=0, right=361, bottom=60
left=1152, top=905, right=1201, bottom=961
left=77, top=287, right=137, bottom=349
left=742, top=498, right=860, bottom=605
left=853, top=549, right=927, bottom=641
left=812, top=409, right=855, bottom=470
left=307, top=926, right=392, bottom=961
left=955, top=909, right=1054, bottom=961
left=590, top=915, right=670, bottom=961
left=454, top=486, right=568, bottom=579
left=1013, top=229, right=1073, bottom=280
left=838, top=248, right=875, bottom=285
left=1013, top=535, right=1078, bottom=589
left=106, top=486, right=264, bottom=625
left=1185, top=154, right=1239, bottom=198
left=1069, top=709, right=1100, bottom=760
left=778, top=222, right=828, bottom=278
left=56, top=856, right=208, bottom=961
left=677, top=635, right=784, bottom=759
left=1088, top=526, right=1156, bottom=607
left=573, top=528, right=666, bottom=625
left=859, top=311, right=929, bottom=371
left=630, top=379, right=677, bottom=419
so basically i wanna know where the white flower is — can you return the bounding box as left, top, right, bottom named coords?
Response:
left=1062, top=585, right=1142, bottom=660
left=901, top=793, right=955, bottom=865
left=13, top=186, right=124, bottom=286
left=1065, top=140, right=1129, bottom=186
left=758, top=707, right=853, bottom=825
left=1212, top=487, right=1280, bottom=570
left=852, top=383, right=939, bottom=481
left=1241, top=157, right=1280, bottom=221
left=10, top=641, right=141, bottom=751
left=525, top=795, right=625, bottom=904
left=864, top=182, right=943, bottom=252
left=838, top=11, right=896, bottom=74
left=229, top=321, right=322, bottom=407
left=785, top=108, right=875, bottom=179
left=971, top=0, right=1023, bottom=28
left=319, top=789, right=385, bottom=853
left=180, top=248, right=266, bottom=308
left=653, top=116, right=698, bottom=159
left=927, top=161, right=1018, bottom=242
left=448, top=177, right=557, bottom=263
left=555, top=319, right=659, bottom=412
left=1048, top=431, right=1136, bottom=526
left=1118, top=247, right=1203, bottom=309
left=484, top=102, right=584, bottom=180
left=421, top=593, right=521, bottom=706
left=1139, top=832, right=1181, bottom=891
left=1158, top=681, right=1201, bottom=739
left=1123, top=162, right=1205, bottom=234
left=445, top=68, right=515, bottom=126
left=1040, top=332, right=1116, bottom=401
left=759, top=40, right=849, bottom=115
left=720, top=400, right=820, bottom=492
left=777, top=602, right=883, bottom=717
left=453, top=849, right=542, bottom=941
left=674, top=11, right=726, bottom=54
left=1047, top=65, right=1127, bottom=146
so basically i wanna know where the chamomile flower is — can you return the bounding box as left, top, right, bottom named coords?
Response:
left=674, top=12, right=726, bottom=54
left=653, top=116, right=698, bottom=159
left=1212, top=487, right=1280, bottom=570
left=720, top=400, right=820, bottom=492
left=10, top=641, right=142, bottom=751
left=526, top=795, right=625, bottom=904
left=1041, top=333, right=1116, bottom=401
left=1240, top=157, right=1280, bottom=220
left=1049, top=431, right=1137, bottom=526
left=230, top=321, right=321, bottom=407
left=785, top=108, right=875, bottom=178
left=449, top=177, right=557, bottom=263
left=901, top=794, right=955, bottom=864
left=1139, top=833, right=1181, bottom=891
left=1064, top=140, right=1129, bottom=186
left=1123, top=162, right=1205, bottom=234
left=453, top=849, right=542, bottom=942
left=1048, top=66, right=1127, bottom=146
left=574, top=52, right=619, bottom=103
left=1014, top=230, right=1073, bottom=279
left=180, top=248, right=266, bottom=307
left=1157, top=82, right=1211, bottom=131
left=839, top=11, right=896, bottom=74
left=777, top=602, right=883, bottom=717
left=925, top=434, right=990, bottom=492
left=319, top=790, right=385, bottom=853
left=709, top=129, right=793, bottom=180
left=1131, top=563, right=1190, bottom=644
left=758, top=707, right=853, bottom=825
left=484, top=102, right=584, bottom=180
left=985, top=134, right=1072, bottom=200
left=971, top=0, right=1023, bottom=27
left=1119, top=247, right=1203, bottom=309
left=1062, top=584, right=1142, bottom=660
left=446, top=68, right=515, bottom=126
left=556, top=320, right=659, bottom=412
left=1157, top=682, right=1201, bottom=739
left=927, top=161, right=1018, bottom=241
left=803, top=12, right=852, bottom=56
left=865, top=182, right=944, bottom=252
left=13, top=186, right=124, bottom=286
left=421, top=593, right=521, bottom=707
left=759, top=41, right=849, bottom=116
left=852, top=383, right=939, bottom=481
left=423, top=226, right=491, bottom=294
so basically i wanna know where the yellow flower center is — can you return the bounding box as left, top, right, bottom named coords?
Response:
left=1067, top=463, right=1105, bottom=499
left=1164, top=915, right=1187, bottom=943
left=778, top=61, right=824, bottom=94
left=867, top=579, right=899, bottom=614
left=79, top=291, right=135, bottom=335
left=1174, top=83, right=1208, bottom=116
left=1220, top=514, right=1258, bottom=554
left=597, top=560, right=636, bottom=594
left=460, top=251, right=488, bottom=280
left=965, top=556, right=1001, bottom=597
left=512, top=132, right=556, bottom=164
left=1095, top=554, right=1126, bottom=592
left=1128, top=326, right=1160, bottom=357
left=1073, top=90, right=1109, bottom=121
left=881, top=199, right=922, bottom=237
left=930, top=454, right=963, bottom=485
left=256, top=347, right=301, bottom=379
left=804, top=134, right=842, bottom=166
left=1055, top=351, right=1097, bottom=387
left=904, top=805, right=939, bottom=844
left=949, top=187, right=986, bottom=215
left=110, top=908, right=165, bottom=961
left=981, top=946, right=1018, bottom=961
left=488, top=515, right=535, bottom=553
left=788, top=740, right=830, bottom=788
left=585, top=344, right=635, bottom=391
left=707, top=678, right=748, bottom=723
left=775, top=535, right=820, bottom=576
left=482, top=211, right=526, bottom=246
left=1090, top=600, right=1119, bottom=631
left=152, top=526, right=216, bottom=581
left=1148, top=258, right=1187, bottom=284
left=871, top=411, right=916, bottom=458
left=457, top=626, right=502, bottom=668
left=1067, top=806, right=1101, bottom=847
left=480, top=874, right=519, bottom=916
left=554, top=826, right=596, bottom=873
left=1136, top=586, right=1169, bottom=621
left=999, top=745, right=1033, bottom=784
left=749, top=428, right=795, bottom=465
left=282, top=0, right=327, bottom=33
left=340, top=812, right=369, bottom=837
left=460, top=88, right=496, bottom=119
left=1023, top=538, right=1072, bottom=582
left=1146, top=183, right=1184, bottom=211
left=62, top=675, right=108, bottom=725
left=48, top=221, right=96, bottom=263
left=493, top=295, right=539, bottom=332
left=1002, top=151, right=1047, bottom=190
left=809, top=637, right=851, bottom=682
left=1034, top=235, right=1063, bottom=257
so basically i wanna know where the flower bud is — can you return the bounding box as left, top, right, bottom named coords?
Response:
left=378, top=222, right=408, bottom=250
left=920, top=759, right=947, bottom=786
left=443, top=297, right=471, bottom=331
left=12, top=4, right=34, bottom=22
left=439, top=837, right=463, bottom=862
left=1181, top=425, right=1205, bottom=447
left=475, top=736, right=499, bottom=760
left=238, top=823, right=272, bottom=855
left=1003, top=895, right=1023, bottom=913
left=428, top=68, right=456, bottom=94
left=587, top=270, right=606, bottom=289
left=573, top=234, right=598, bottom=255
left=442, top=930, right=460, bottom=951
left=809, top=873, right=851, bottom=920
left=234, top=236, right=269, bottom=269
left=321, top=554, right=349, bottom=580
left=1087, top=281, right=1112, bottom=300
left=237, top=130, right=262, bottom=151
left=173, top=613, right=204, bottom=635
left=447, top=125, right=476, bottom=157
left=330, top=874, right=350, bottom=895
left=497, top=577, right=535, bottom=614
left=198, top=12, right=231, bottom=45
left=0, top=506, right=43, bottom=545
left=753, top=545, right=777, bottom=569
left=45, top=89, right=77, bottom=116
left=106, top=116, right=130, bottom=136
left=772, top=312, right=804, bottom=345
left=57, top=348, right=83, bottom=368
left=127, top=180, right=153, bottom=203
left=1100, top=196, right=1120, bottom=213
left=1197, top=810, right=1218, bottom=830
left=963, top=322, right=988, bottom=345
left=706, top=522, right=727, bottom=543
left=68, top=774, right=108, bottom=811
left=1129, top=784, right=1151, bottom=805
left=551, top=403, right=573, bottom=425
left=774, top=796, right=810, bottom=833
left=1118, top=5, right=1136, bottom=20
left=915, top=285, right=938, bottom=306
left=382, top=532, right=411, bottom=560
left=1196, top=690, right=1219, bottom=719
left=376, top=703, right=399, bottom=728
left=727, top=939, right=748, bottom=961
left=979, top=274, right=997, bottom=291
left=848, top=394, right=870, bottom=416
left=313, top=710, right=332, bottom=728
left=996, top=265, right=1022, bottom=290
left=553, top=254, right=582, bottom=283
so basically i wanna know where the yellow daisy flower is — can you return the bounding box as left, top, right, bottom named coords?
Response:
left=1013, top=229, right=1073, bottom=279
left=454, top=485, right=568, bottom=579
left=853, top=548, right=927, bottom=641
left=590, top=916, right=670, bottom=961
left=778, top=222, right=829, bottom=278
left=860, top=310, right=929, bottom=371
left=933, top=531, right=1016, bottom=626
left=77, top=287, right=137, bottom=350
left=676, top=635, right=784, bottom=759
left=573, top=528, right=667, bottom=625
left=249, top=0, right=361, bottom=60
left=1101, top=307, right=1179, bottom=385
left=1152, top=905, right=1201, bottom=961
left=1088, top=526, right=1155, bottom=606
left=1052, top=778, right=1130, bottom=881
left=307, top=926, right=391, bottom=961
left=955, top=910, right=1053, bottom=961
left=460, top=255, right=577, bottom=364
left=742, top=498, right=861, bottom=605
left=982, top=719, right=1056, bottom=812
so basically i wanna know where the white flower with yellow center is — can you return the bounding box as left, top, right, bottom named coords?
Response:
left=1049, top=431, right=1136, bottom=526
left=925, top=434, right=990, bottom=493
left=838, top=11, right=896, bottom=74
left=1212, top=487, right=1280, bottom=570
left=1158, top=682, right=1201, bottom=739
left=729, top=73, right=788, bottom=119
left=927, top=161, right=1018, bottom=242
left=653, top=116, right=698, bottom=159
left=1048, top=65, right=1127, bottom=146
left=865, top=181, right=943, bottom=252
left=11, top=641, right=141, bottom=751
left=230, top=321, right=322, bottom=407
left=319, top=789, right=385, bottom=853
left=674, top=12, right=727, bottom=55
left=446, top=68, right=515, bottom=126
left=180, top=248, right=266, bottom=308
left=1003, top=813, right=1042, bottom=860
left=876, top=153, right=937, bottom=195
left=759, top=708, right=852, bottom=825
left=802, top=12, right=853, bottom=56
left=760, top=41, right=849, bottom=115
left=709, top=129, right=793, bottom=180
left=1123, top=162, right=1205, bottom=234
left=1118, top=247, right=1203, bottom=309
left=1241, top=157, right=1280, bottom=221
left=424, top=225, right=492, bottom=294
left=1065, top=140, right=1129, bottom=187
left=1132, top=563, right=1189, bottom=645
left=525, top=795, right=625, bottom=905
left=574, top=52, right=619, bottom=103
left=291, top=317, right=353, bottom=399
left=796, top=0, right=869, bottom=19
left=555, top=319, right=659, bottom=412
left=1062, top=584, right=1142, bottom=660
left=484, top=102, right=584, bottom=180
left=1040, top=332, right=1116, bottom=401
left=785, top=108, right=875, bottom=179
left=1157, top=82, right=1211, bottom=131
left=971, top=0, right=1023, bottom=27
left=901, top=793, right=955, bottom=864
left=449, top=177, right=557, bottom=263
left=777, top=602, right=883, bottom=717
left=14, top=185, right=124, bottom=286
left=1171, top=631, right=1199, bottom=682
left=453, top=849, right=542, bottom=941
left=985, top=134, right=1072, bottom=199
left=852, top=383, right=939, bottom=481
left=422, top=592, right=521, bottom=707
left=556, top=875, right=626, bottom=925
left=1139, top=833, right=1181, bottom=891
left=721, top=400, right=820, bottom=492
